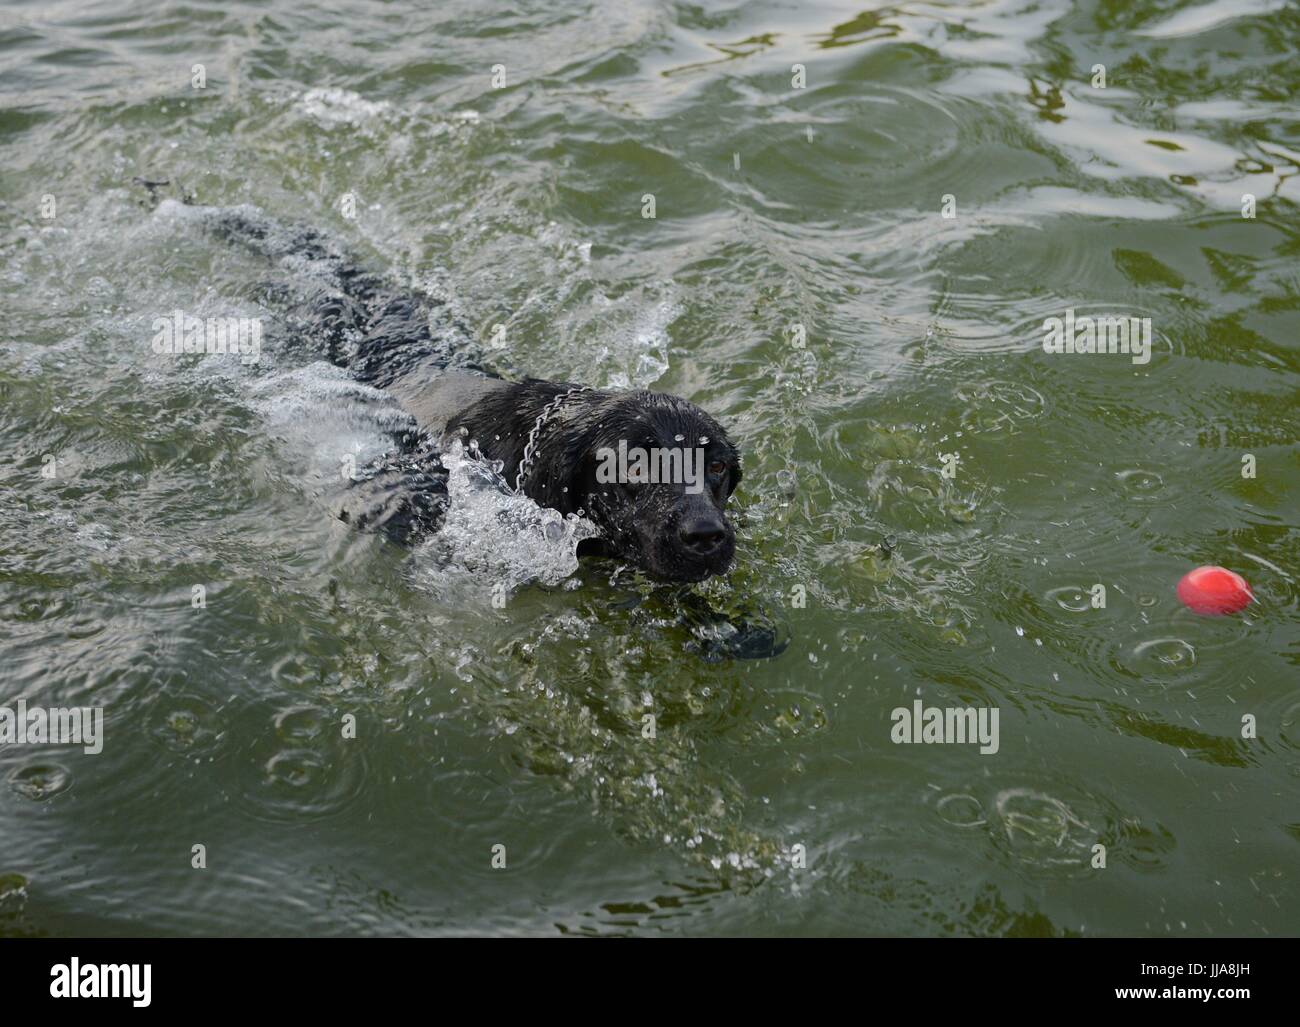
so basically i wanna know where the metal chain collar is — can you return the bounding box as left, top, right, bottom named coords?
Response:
left=514, top=385, right=593, bottom=493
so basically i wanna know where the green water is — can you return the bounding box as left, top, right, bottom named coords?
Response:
left=1, top=0, right=1298, bottom=937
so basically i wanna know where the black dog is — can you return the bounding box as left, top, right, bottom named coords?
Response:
left=392, top=373, right=741, bottom=581
left=191, top=204, right=742, bottom=583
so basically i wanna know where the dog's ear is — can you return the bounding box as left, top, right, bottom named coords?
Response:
left=523, top=417, right=601, bottom=517
left=726, top=461, right=742, bottom=499
left=565, top=448, right=601, bottom=516
left=527, top=443, right=583, bottom=515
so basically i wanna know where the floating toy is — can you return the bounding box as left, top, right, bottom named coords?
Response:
left=1176, top=565, right=1252, bottom=615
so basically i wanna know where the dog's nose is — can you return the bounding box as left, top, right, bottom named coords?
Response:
left=680, top=516, right=727, bottom=553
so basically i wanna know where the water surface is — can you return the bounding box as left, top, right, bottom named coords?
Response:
left=1, top=0, right=1298, bottom=936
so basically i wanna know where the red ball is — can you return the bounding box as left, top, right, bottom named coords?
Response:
left=1176, top=565, right=1253, bottom=615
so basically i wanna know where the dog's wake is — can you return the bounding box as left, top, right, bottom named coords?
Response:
left=149, top=194, right=784, bottom=657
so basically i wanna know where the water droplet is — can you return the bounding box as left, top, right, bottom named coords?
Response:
left=273, top=705, right=325, bottom=741
left=1047, top=586, right=1093, bottom=613
left=937, top=793, right=985, bottom=828
left=1129, top=637, right=1196, bottom=671
left=1116, top=468, right=1165, bottom=500
left=8, top=763, right=71, bottom=801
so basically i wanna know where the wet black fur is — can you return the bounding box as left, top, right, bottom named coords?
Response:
left=439, top=381, right=742, bottom=581
left=198, top=205, right=743, bottom=582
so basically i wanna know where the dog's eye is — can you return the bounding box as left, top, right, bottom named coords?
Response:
left=708, top=460, right=727, bottom=476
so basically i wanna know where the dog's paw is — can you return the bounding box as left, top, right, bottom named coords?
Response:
left=683, top=602, right=791, bottom=661
left=335, top=448, right=450, bottom=545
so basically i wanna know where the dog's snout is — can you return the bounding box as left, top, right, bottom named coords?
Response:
left=679, top=515, right=727, bottom=553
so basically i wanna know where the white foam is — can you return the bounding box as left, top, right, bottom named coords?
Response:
left=600, top=295, right=678, bottom=389
left=1138, top=0, right=1287, bottom=38
left=247, top=361, right=416, bottom=485
left=414, top=439, right=600, bottom=599
left=297, top=87, right=391, bottom=127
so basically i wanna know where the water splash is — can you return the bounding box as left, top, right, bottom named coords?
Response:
left=413, top=439, right=601, bottom=598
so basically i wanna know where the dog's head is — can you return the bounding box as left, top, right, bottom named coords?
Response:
left=524, top=390, right=742, bottom=583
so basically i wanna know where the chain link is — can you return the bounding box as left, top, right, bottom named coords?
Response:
left=514, top=385, right=592, bottom=493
